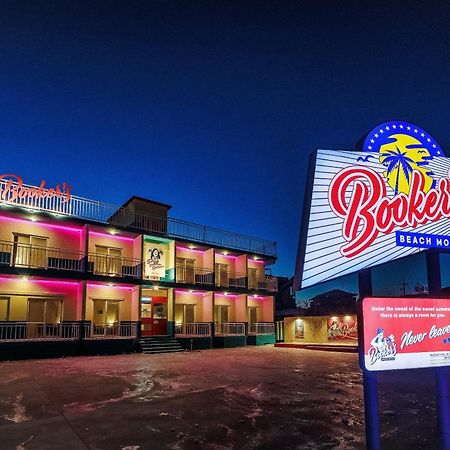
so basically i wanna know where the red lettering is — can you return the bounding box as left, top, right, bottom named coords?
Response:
left=329, top=167, right=450, bottom=258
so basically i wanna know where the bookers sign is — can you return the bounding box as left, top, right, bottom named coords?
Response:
left=298, top=121, right=450, bottom=289
left=360, top=297, right=450, bottom=371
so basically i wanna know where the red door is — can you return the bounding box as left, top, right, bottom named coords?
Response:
left=141, top=296, right=168, bottom=336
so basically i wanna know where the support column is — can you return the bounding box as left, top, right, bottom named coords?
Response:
left=426, top=250, right=450, bottom=450
left=358, top=269, right=380, bottom=450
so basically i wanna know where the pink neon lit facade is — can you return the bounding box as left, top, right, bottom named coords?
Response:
left=0, top=186, right=277, bottom=357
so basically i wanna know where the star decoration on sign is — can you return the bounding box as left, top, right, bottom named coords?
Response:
left=362, top=120, right=444, bottom=157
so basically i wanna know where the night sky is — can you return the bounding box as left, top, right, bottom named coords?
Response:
left=1, top=1, right=450, bottom=277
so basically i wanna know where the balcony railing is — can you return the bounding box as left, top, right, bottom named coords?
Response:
left=248, top=275, right=278, bottom=292
left=248, top=322, right=275, bottom=335
left=175, top=322, right=212, bottom=336
left=228, top=272, right=247, bottom=288
left=176, top=265, right=214, bottom=285
left=0, top=322, right=80, bottom=341
left=87, top=253, right=141, bottom=278
left=0, top=240, right=84, bottom=271
left=0, top=178, right=276, bottom=257
left=83, top=322, right=138, bottom=339
left=215, top=322, right=246, bottom=336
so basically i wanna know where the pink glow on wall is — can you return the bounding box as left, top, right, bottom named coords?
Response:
left=215, top=253, right=236, bottom=260
left=215, top=293, right=237, bottom=299
left=175, top=289, right=205, bottom=296
left=0, top=214, right=82, bottom=233
left=249, top=295, right=265, bottom=300
left=89, top=231, right=136, bottom=242
left=176, top=246, right=206, bottom=254
left=0, top=276, right=80, bottom=287
left=87, top=282, right=134, bottom=290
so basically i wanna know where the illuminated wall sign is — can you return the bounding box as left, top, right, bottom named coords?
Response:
left=298, top=121, right=450, bottom=288
left=327, top=316, right=358, bottom=342
left=145, top=245, right=166, bottom=279
left=0, top=174, right=72, bottom=204
left=360, top=297, right=450, bottom=371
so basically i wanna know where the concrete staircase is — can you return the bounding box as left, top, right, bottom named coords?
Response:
left=138, top=336, right=184, bottom=354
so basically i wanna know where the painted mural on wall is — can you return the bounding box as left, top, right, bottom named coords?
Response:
left=327, top=316, right=358, bottom=342
left=295, top=319, right=304, bottom=339
left=146, top=245, right=166, bottom=279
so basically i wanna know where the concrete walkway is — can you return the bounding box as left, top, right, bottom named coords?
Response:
left=0, top=347, right=438, bottom=449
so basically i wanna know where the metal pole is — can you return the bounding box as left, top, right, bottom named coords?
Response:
left=358, top=269, right=381, bottom=450
left=436, top=367, right=450, bottom=450
left=363, top=370, right=381, bottom=450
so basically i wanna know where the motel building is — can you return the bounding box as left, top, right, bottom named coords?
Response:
left=0, top=175, right=277, bottom=359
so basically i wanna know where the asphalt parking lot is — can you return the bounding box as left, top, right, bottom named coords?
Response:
left=0, top=346, right=439, bottom=449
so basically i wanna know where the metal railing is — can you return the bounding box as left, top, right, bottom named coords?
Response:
left=0, top=178, right=276, bottom=257
left=228, top=272, right=247, bottom=288
left=0, top=240, right=84, bottom=271
left=87, top=253, right=141, bottom=278
left=248, top=322, right=275, bottom=335
left=0, top=322, right=80, bottom=341
left=175, top=323, right=212, bottom=336
left=83, top=322, right=138, bottom=339
left=248, top=275, right=278, bottom=292
left=176, top=265, right=214, bottom=285
left=215, top=322, right=246, bottom=336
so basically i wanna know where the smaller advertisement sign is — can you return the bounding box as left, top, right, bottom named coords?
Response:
left=327, top=316, right=358, bottom=342
left=361, top=297, right=450, bottom=371
left=295, top=319, right=304, bottom=339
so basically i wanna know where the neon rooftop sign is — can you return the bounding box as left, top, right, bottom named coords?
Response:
left=0, top=174, right=72, bottom=204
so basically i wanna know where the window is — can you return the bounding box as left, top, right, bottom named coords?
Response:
left=93, top=299, right=120, bottom=325
left=248, top=268, right=258, bottom=290
left=185, top=304, right=195, bottom=323
left=248, top=306, right=258, bottom=325
left=214, top=305, right=229, bottom=324
left=176, top=258, right=195, bottom=283
left=13, top=234, right=48, bottom=268
left=0, top=297, right=10, bottom=321
left=215, top=263, right=229, bottom=287
left=94, top=245, right=123, bottom=276
left=27, top=298, right=62, bottom=324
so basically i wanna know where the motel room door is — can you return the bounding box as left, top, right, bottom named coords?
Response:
left=141, top=296, right=168, bottom=336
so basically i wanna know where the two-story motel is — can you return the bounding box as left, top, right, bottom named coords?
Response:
left=0, top=175, right=277, bottom=359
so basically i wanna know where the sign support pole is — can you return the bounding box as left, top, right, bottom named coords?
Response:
left=426, top=250, right=450, bottom=450
left=358, top=269, right=381, bottom=450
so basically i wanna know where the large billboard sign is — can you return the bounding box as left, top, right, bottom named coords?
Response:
left=298, top=120, right=449, bottom=288
left=360, top=297, right=450, bottom=371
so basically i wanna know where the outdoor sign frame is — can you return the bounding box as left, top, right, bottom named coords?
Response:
left=294, top=120, right=450, bottom=292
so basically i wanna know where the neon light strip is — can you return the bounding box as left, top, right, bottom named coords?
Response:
left=0, top=276, right=80, bottom=286
left=215, top=254, right=236, bottom=260
left=89, top=231, right=136, bottom=242
left=87, top=282, right=134, bottom=290
left=0, top=214, right=82, bottom=233
left=176, top=246, right=206, bottom=254
left=248, top=259, right=265, bottom=264
left=175, top=290, right=206, bottom=296
left=215, top=293, right=237, bottom=298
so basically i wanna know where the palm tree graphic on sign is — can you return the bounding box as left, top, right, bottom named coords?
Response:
left=378, top=134, right=435, bottom=195
left=380, top=146, right=414, bottom=195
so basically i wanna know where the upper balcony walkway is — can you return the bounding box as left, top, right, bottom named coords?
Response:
left=0, top=178, right=277, bottom=258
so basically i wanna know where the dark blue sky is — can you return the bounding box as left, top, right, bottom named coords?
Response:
left=1, top=1, right=450, bottom=276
